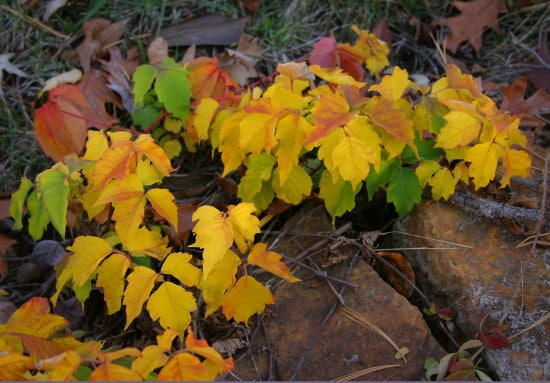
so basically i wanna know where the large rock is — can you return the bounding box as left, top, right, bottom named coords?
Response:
left=232, top=202, right=445, bottom=380
left=393, top=199, right=549, bottom=380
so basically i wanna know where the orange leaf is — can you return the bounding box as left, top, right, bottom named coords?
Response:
left=89, top=141, right=136, bottom=189
left=0, top=353, right=34, bottom=380
left=34, top=85, right=89, bottom=161
left=307, top=92, right=355, bottom=145
left=4, top=297, right=84, bottom=359
left=158, top=352, right=215, bottom=381
left=185, top=327, right=234, bottom=374
left=90, top=362, right=142, bottom=381
left=248, top=242, right=300, bottom=282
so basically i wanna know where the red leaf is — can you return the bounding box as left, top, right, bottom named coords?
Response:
left=34, top=85, right=89, bottom=161
left=309, top=37, right=338, bottom=68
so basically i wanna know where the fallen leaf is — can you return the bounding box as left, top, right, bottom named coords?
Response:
left=42, top=0, right=68, bottom=21
left=443, top=0, right=508, bottom=53
left=77, top=68, right=122, bottom=127
left=76, top=18, right=128, bottom=72
left=0, top=53, right=28, bottom=95
left=147, top=37, right=168, bottom=66
left=160, top=14, right=248, bottom=46
left=372, top=18, right=392, bottom=48
left=501, top=77, right=550, bottom=127
left=219, top=33, right=264, bottom=85
left=375, top=251, right=415, bottom=298
left=40, top=68, right=82, bottom=95
left=98, top=46, right=139, bottom=112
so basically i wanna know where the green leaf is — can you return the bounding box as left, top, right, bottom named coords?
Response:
left=132, top=104, right=162, bottom=130
left=155, top=58, right=192, bottom=120
left=27, top=190, right=50, bottom=241
left=387, top=167, right=421, bottom=216
left=36, top=169, right=69, bottom=238
left=237, top=153, right=276, bottom=202
left=74, top=365, right=93, bottom=381
left=272, top=164, right=312, bottom=205
left=401, top=139, right=445, bottom=164
left=318, top=171, right=359, bottom=224
left=250, top=180, right=275, bottom=212
left=133, top=64, right=158, bottom=106
left=9, top=177, right=33, bottom=230
left=365, top=157, right=399, bottom=200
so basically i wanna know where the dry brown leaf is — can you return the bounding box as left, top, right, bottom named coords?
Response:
left=147, top=37, right=168, bottom=66
left=443, top=0, right=508, bottom=53
left=76, top=18, right=128, bottom=72
left=218, top=33, right=264, bottom=85
left=77, top=69, right=122, bottom=127
left=160, top=14, right=248, bottom=46
left=526, top=33, right=550, bottom=93
left=372, top=18, right=392, bottom=49
left=501, top=77, right=550, bottom=128
left=42, top=0, right=67, bottom=21
left=99, top=46, right=139, bottom=112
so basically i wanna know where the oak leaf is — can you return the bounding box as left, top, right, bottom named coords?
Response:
left=443, top=0, right=508, bottom=53
left=500, top=76, right=550, bottom=127
left=220, top=275, right=274, bottom=325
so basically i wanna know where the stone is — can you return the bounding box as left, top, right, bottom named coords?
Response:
left=393, top=199, right=549, bottom=381
left=232, top=201, right=445, bottom=380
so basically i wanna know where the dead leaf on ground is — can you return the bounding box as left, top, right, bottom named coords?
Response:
left=42, top=0, right=68, bottom=21
left=443, top=0, right=508, bottom=53
left=160, top=14, right=248, bottom=46
left=147, top=37, right=169, bottom=66
left=98, top=46, right=139, bottom=112
left=218, top=33, right=264, bottom=85
left=77, top=69, right=122, bottom=127
left=0, top=53, right=28, bottom=95
left=375, top=251, right=415, bottom=298
left=40, top=68, right=82, bottom=95
left=501, top=77, right=550, bottom=128
left=372, top=18, right=392, bottom=49
left=526, top=33, right=550, bottom=93
left=76, top=18, right=128, bottom=72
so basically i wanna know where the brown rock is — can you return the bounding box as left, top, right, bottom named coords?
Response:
left=232, top=201, right=445, bottom=380
left=393, top=199, right=549, bottom=380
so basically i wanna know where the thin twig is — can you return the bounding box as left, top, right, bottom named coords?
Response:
left=511, top=33, right=550, bottom=70
left=0, top=5, right=69, bottom=39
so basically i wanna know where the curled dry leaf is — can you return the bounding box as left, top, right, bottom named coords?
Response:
left=42, top=0, right=68, bottom=21
left=0, top=53, right=28, bottom=95
left=218, top=33, right=264, bottom=85
left=40, top=68, right=82, bottom=95
left=147, top=37, right=169, bottom=66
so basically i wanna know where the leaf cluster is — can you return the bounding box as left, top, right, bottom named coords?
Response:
left=6, top=24, right=531, bottom=381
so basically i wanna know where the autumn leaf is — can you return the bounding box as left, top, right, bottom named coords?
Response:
left=309, top=64, right=366, bottom=88
left=123, top=266, right=158, bottom=329
left=34, top=84, right=89, bottom=161
left=96, top=253, right=130, bottom=315
left=271, top=164, right=312, bottom=205
left=443, top=0, right=508, bottom=53
left=500, top=76, right=550, bottom=128
left=308, top=37, right=365, bottom=82
left=9, top=177, right=33, bottom=230
left=318, top=171, right=360, bottom=223
left=158, top=352, right=215, bottom=381
left=436, top=111, right=482, bottom=149
left=202, top=250, right=241, bottom=317
left=464, top=142, right=503, bottom=189
left=161, top=252, right=202, bottom=288
left=248, top=242, right=300, bottom=282
left=0, top=353, right=33, bottom=380
left=187, top=57, right=239, bottom=100
left=147, top=281, right=197, bottom=337
left=220, top=275, right=274, bottom=325
left=131, top=328, right=178, bottom=379
left=387, top=167, right=422, bottom=216
left=2, top=297, right=84, bottom=359
left=185, top=327, right=234, bottom=374
left=369, top=66, right=411, bottom=101
left=36, top=350, right=83, bottom=381
left=350, top=25, right=390, bottom=77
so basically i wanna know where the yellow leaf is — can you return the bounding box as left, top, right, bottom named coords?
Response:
left=79, top=189, right=108, bottom=222
left=271, top=164, right=312, bottom=205
left=219, top=112, right=248, bottom=176
left=161, top=252, right=202, bottom=287
left=464, top=142, right=503, bottom=189
left=95, top=173, right=144, bottom=205
left=147, top=281, right=197, bottom=337
left=351, top=25, right=389, bottom=76
left=248, top=242, right=300, bottom=282
left=137, top=158, right=163, bottom=186
left=0, top=353, right=33, bottom=380
left=164, top=115, right=183, bottom=133
left=263, top=82, right=311, bottom=110
left=112, top=196, right=146, bottom=247
left=415, top=160, right=441, bottom=187
left=4, top=297, right=84, bottom=359
left=96, top=253, right=130, bottom=315
left=38, top=350, right=82, bottom=381
left=436, top=111, right=482, bottom=149
left=275, top=113, right=313, bottom=184
left=221, top=275, right=274, bottom=325
left=226, top=203, right=261, bottom=254
left=123, top=266, right=157, bottom=330
left=90, top=363, right=142, bottom=381
left=239, top=98, right=282, bottom=154
left=146, top=188, right=178, bottom=228
left=202, top=249, right=241, bottom=317
left=131, top=329, right=178, bottom=379
left=369, top=67, right=410, bottom=101
left=428, top=168, right=457, bottom=200
left=193, top=97, right=219, bottom=141
left=107, top=130, right=133, bottom=142
left=83, top=130, right=108, bottom=161
left=191, top=205, right=235, bottom=277
left=158, top=352, right=215, bottom=381
left=309, top=64, right=366, bottom=88
left=499, top=148, right=531, bottom=187
left=89, top=141, right=136, bottom=189
left=185, top=328, right=234, bottom=374
left=134, top=134, right=175, bottom=176
left=65, top=236, right=113, bottom=288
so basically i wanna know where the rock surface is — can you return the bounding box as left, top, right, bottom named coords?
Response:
left=393, top=199, right=549, bottom=381
left=232, top=202, right=445, bottom=380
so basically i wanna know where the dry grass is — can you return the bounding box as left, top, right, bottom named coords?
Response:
left=0, top=0, right=546, bottom=192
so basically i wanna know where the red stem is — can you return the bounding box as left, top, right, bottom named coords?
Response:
left=142, top=110, right=169, bottom=134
